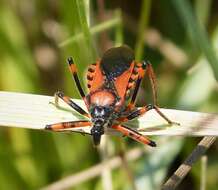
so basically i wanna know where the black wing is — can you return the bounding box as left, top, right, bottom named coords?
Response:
left=100, top=45, right=135, bottom=80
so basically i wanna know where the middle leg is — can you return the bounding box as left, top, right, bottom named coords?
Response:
left=117, top=104, right=175, bottom=124
left=121, top=61, right=177, bottom=125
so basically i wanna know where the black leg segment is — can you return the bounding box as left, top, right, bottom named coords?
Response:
left=67, top=57, right=86, bottom=99
left=54, top=91, right=89, bottom=118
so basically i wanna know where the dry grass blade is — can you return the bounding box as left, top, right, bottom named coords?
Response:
left=119, top=152, right=137, bottom=190
left=162, top=136, right=216, bottom=190
left=0, top=91, right=218, bottom=137
left=200, top=155, right=207, bottom=190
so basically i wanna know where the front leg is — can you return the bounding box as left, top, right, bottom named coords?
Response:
left=45, top=120, right=91, bottom=131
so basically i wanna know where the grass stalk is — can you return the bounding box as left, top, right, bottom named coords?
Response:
left=114, top=9, right=123, bottom=46
left=200, top=156, right=207, bottom=190
left=135, top=0, right=151, bottom=61
left=59, top=17, right=121, bottom=47
left=75, top=0, right=97, bottom=59
left=162, top=137, right=216, bottom=190
left=173, top=0, right=218, bottom=80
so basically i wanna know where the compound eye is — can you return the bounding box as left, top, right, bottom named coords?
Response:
left=96, top=107, right=105, bottom=115
left=91, top=106, right=104, bottom=118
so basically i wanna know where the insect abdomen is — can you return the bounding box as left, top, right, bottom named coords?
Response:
left=100, top=45, right=135, bottom=80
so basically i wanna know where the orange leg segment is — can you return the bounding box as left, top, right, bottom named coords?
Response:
left=112, top=125, right=156, bottom=147
left=126, top=61, right=150, bottom=111
left=125, top=61, right=157, bottom=111
left=45, top=121, right=91, bottom=131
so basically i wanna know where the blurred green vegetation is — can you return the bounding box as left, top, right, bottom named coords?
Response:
left=0, top=0, right=218, bottom=189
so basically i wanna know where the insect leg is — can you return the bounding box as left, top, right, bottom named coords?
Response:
left=144, top=62, right=178, bottom=124
left=67, top=57, right=86, bottom=100
left=45, top=120, right=91, bottom=131
left=111, top=124, right=156, bottom=147
left=118, top=104, right=175, bottom=124
left=120, top=61, right=176, bottom=124
left=117, top=104, right=153, bottom=122
left=127, top=61, right=157, bottom=108
left=126, top=61, right=147, bottom=110
left=144, top=61, right=158, bottom=105
left=53, top=91, right=90, bottom=118
left=152, top=105, right=178, bottom=124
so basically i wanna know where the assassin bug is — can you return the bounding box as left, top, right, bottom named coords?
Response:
left=46, top=45, right=176, bottom=147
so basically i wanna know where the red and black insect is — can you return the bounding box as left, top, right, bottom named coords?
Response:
left=46, top=45, right=175, bottom=147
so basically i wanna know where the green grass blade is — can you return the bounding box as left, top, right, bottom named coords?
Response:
left=135, top=0, right=151, bottom=61
left=194, top=0, right=212, bottom=27
left=75, top=0, right=97, bottom=60
left=114, top=9, right=123, bottom=46
left=59, top=17, right=121, bottom=47
left=173, top=0, right=218, bottom=80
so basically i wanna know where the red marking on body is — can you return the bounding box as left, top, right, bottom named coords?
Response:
left=114, top=62, right=135, bottom=102
left=88, top=61, right=104, bottom=92
left=90, top=90, right=115, bottom=106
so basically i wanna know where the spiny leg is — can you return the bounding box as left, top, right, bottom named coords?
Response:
left=126, top=61, right=147, bottom=110
left=53, top=91, right=90, bottom=118
left=126, top=60, right=157, bottom=109
left=45, top=120, right=91, bottom=131
left=67, top=57, right=87, bottom=103
left=111, top=124, right=156, bottom=147
left=127, top=78, right=142, bottom=110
